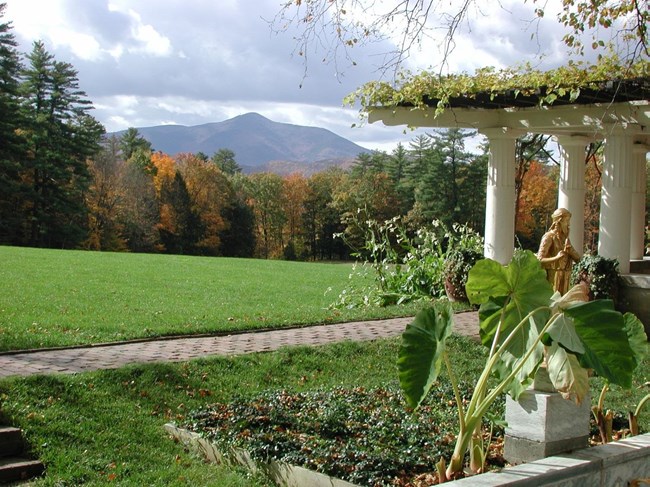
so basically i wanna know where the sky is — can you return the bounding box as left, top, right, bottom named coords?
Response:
left=3, top=0, right=588, bottom=153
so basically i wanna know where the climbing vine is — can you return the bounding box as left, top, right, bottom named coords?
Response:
left=344, top=55, right=649, bottom=117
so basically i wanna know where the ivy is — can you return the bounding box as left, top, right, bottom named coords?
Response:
left=345, top=55, right=649, bottom=118
left=185, top=382, right=505, bottom=486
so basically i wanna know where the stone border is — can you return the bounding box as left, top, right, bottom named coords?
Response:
left=164, top=424, right=650, bottom=486
left=164, top=424, right=357, bottom=487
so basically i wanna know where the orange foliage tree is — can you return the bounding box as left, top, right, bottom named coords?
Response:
left=176, top=153, right=232, bottom=255
left=515, top=160, right=558, bottom=249
left=282, top=173, right=309, bottom=257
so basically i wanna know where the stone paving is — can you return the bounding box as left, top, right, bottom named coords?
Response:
left=0, top=312, right=479, bottom=379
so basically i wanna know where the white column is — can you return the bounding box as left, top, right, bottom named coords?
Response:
left=556, top=136, right=590, bottom=255
left=630, top=142, right=649, bottom=260
left=598, top=129, right=635, bottom=273
left=481, top=128, right=518, bottom=264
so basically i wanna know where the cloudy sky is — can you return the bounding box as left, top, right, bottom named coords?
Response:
left=3, top=0, right=584, bottom=152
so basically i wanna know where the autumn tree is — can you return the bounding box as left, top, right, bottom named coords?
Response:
left=85, top=135, right=127, bottom=250
left=176, top=153, right=232, bottom=255
left=246, top=172, right=287, bottom=258
left=302, top=168, right=347, bottom=260
left=333, top=170, right=401, bottom=251
left=515, top=160, right=559, bottom=249
left=115, top=160, right=160, bottom=253
left=282, top=173, right=309, bottom=257
left=583, top=144, right=604, bottom=253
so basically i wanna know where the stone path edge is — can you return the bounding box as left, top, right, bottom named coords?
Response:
left=0, top=312, right=479, bottom=379
left=0, top=311, right=478, bottom=357
left=0, top=315, right=416, bottom=357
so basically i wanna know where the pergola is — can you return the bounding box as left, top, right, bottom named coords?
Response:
left=368, top=79, right=649, bottom=273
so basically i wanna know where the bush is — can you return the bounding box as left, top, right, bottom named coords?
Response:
left=570, top=253, right=620, bottom=301
left=332, top=217, right=483, bottom=308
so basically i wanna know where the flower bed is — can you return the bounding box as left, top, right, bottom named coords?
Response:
left=177, top=383, right=505, bottom=486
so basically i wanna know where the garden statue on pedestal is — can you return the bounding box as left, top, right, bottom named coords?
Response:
left=537, top=208, right=581, bottom=295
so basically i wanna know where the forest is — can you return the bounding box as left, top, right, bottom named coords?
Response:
left=0, top=6, right=606, bottom=261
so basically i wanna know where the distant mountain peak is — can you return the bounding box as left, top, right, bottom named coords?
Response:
left=110, top=114, right=370, bottom=174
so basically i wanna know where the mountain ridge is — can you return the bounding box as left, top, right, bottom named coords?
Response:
left=109, top=112, right=371, bottom=174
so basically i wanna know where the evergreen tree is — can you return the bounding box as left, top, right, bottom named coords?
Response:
left=18, top=41, right=104, bottom=248
left=158, top=171, right=203, bottom=254
left=0, top=5, right=24, bottom=243
left=412, top=129, right=475, bottom=227
left=211, top=148, right=241, bottom=176
left=120, top=127, right=152, bottom=160
left=219, top=200, right=256, bottom=257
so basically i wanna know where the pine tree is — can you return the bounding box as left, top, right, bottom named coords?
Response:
left=18, top=41, right=104, bottom=247
left=0, top=5, right=25, bottom=243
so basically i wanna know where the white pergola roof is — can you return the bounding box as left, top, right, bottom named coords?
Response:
left=369, top=100, right=650, bottom=142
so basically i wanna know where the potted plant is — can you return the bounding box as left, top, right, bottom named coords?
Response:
left=570, top=253, right=620, bottom=301
left=443, top=248, right=483, bottom=302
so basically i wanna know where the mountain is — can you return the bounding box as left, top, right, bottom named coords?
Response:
left=110, top=112, right=371, bottom=174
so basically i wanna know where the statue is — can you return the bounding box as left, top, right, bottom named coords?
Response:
left=537, top=208, right=581, bottom=295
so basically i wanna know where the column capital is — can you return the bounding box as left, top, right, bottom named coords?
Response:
left=479, top=127, right=525, bottom=139
left=602, top=122, right=644, bottom=137
left=554, top=135, right=594, bottom=147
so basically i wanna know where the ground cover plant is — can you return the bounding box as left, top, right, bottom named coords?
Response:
left=183, top=383, right=506, bottom=486
left=0, top=246, right=421, bottom=351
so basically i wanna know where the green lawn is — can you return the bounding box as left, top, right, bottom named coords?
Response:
left=0, top=246, right=421, bottom=351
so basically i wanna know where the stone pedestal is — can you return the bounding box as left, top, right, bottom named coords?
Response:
left=504, top=390, right=590, bottom=465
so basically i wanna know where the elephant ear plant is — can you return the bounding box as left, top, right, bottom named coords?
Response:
left=398, top=250, right=647, bottom=482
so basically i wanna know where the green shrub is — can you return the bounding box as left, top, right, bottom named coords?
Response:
left=333, top=217, right=483, bottom=307
left=570, top=253, right=620, bottom=301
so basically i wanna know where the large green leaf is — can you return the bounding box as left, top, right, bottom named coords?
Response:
left=545, top=313, right=585, bottom=354
left=546, top=342, right=589, bottom=404
left=467, top=250, right=553, bottom=347
left=623, top=312, right=649, bottom=369
left=466, top=251, right=552, bottom=398
left=398, top=302, right=453, bottom=409
left=565, top=300, right=636, bottom=388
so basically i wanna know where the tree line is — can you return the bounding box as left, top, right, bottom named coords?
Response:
left=1, top=5, right=606, bottom=260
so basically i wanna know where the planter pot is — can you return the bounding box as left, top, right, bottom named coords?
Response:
left=444, top=276, right=468, bottom=302
left=165, top=423, right=650, bottom=487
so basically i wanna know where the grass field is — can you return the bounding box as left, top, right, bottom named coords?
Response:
left=0, top=246, right=422, bottom=351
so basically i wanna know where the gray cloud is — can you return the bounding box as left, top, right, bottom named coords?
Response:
left=3, top=0, right=597, bottom=151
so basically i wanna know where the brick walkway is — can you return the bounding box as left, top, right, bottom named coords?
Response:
left=0, top=312, right=479, bottom=379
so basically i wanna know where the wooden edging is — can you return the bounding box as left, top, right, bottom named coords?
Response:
left=165, top=424, right=650, bottom=487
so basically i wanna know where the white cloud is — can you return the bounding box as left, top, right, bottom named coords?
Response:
left=2, top=0, right=622, bottom=154
left=127, top=12, right=173, bottom=57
